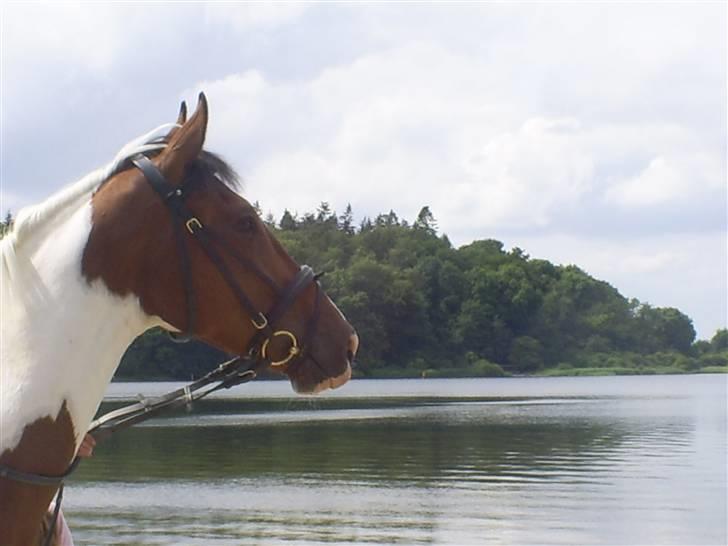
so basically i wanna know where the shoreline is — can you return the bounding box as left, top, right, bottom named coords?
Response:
left=112, top=367, right=728, bottom=382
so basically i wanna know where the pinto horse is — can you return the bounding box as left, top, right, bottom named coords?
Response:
left=0, top=94, right=358, bottom=545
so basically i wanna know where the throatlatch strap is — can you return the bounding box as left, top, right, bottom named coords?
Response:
left=0, top=457, right=80, bottom=486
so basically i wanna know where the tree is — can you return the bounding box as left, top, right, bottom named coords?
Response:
left=413, top=206, right=437, bottom=234
left=655, top=308, right=696, bottom=354
left=375, top=210, right=400, bottom=227
left=636, top=305, right=696, bottom=354
left=509, top=336, right=544, bottom=372
left=264, top=212, right=276, bottom=228
left=711, top=329, right=728, bottom=352
left=338, top=203, right=355, bottom=235
left=316, top=202, right=336, bottom=226
left=359, top=217, right=374, bottom=233
left=280, top=209, right=297, bottom=231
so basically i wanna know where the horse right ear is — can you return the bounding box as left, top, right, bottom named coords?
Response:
left=159, top=93, right=208, bottom=184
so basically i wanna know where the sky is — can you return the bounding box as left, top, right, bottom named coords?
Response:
left=1, top=2, right=725, bottom=339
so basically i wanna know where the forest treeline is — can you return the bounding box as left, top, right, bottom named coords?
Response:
left=2, top=206, right=726, bottom=379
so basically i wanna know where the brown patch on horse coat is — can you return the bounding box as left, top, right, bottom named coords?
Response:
left=81, top=165, right=191, bottom=330
left=0, top=402, right=77, bottom=546
left=81, top=97, right=212, bottom=335
left=80, top=160, right=267, bottom=353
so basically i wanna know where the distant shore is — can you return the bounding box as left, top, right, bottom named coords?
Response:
left=114, top=366, right=728, bottom=382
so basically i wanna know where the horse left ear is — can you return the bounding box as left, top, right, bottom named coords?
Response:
left=176, top=101, right=188, bottom=125
left=159, top=93, right=208, bottom=183
left=163, top=101, right=188, bottom=142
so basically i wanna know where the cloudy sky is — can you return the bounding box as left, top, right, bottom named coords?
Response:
left=1, top=2, right=725, bottom=339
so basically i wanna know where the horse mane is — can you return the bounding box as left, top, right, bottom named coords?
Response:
left=2, top=123, right=242, bottom=296
left=6, top=124, right=179, bottom=251
left=189, top=150, right=241, bottom=192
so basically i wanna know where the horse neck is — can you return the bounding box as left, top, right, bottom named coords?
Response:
left=1, top=199, right=158, bottom=457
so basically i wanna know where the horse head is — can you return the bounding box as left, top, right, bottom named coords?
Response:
left=82, top=94, right=357, bottom=394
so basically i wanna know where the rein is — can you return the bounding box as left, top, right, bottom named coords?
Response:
left=1, top=356, right=257, bottom=546
left=0, top=362, right=253, bottom=546
left=0, top=152, right=327, bottom=546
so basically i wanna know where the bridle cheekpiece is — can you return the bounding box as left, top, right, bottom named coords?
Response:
left=129, top=154, right=323, bottom=371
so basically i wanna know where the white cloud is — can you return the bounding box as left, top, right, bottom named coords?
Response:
left=189, top=42, right=513, bottom=219
left=190, top=38, right=723, bottom=238
left=450, top=117, right=595, bottom=229
left=1, top=3, right=124, bottom=74
left=184, top=71, right=270, bottom=145
left=606, top=157, right=686, bottom=207
left=605, top=153, right=723, bottom=208
left=203, top=3, right=309, bottom=31
left=189, top=43, right=607, bottom=230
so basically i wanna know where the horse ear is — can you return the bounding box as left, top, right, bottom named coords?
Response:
left=159, top=93, right=208, bottom=183
left=176, top=101, right=188, bottom=125
left=163, top=101, right=188, bottom=142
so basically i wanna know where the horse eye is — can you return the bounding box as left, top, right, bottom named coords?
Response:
left=236, top=216, right=257, bottom=233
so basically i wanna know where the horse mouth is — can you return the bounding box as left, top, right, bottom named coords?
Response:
left=287, top=361, right=352, bottom=395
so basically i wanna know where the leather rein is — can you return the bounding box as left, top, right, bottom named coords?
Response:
left=0, top=153, right=325, bottom=545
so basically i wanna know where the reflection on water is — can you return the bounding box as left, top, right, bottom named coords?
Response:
left=66, top=375, right=726, bottom=545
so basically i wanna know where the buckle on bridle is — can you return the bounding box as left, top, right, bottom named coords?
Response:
left=251, top=312, right=269, bottom=330
left=262, top=330, right=300, bottom=367
left=185, top=217, right=203, bottom=234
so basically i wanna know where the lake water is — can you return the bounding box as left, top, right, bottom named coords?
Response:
left=64, top=375, right=726, bottom=545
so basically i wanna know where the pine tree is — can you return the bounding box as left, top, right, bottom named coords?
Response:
left=264, top=212, right=276, bottom=228
left=280, top=209, right=298, bottom=231
left=339, top=203, right=355, bottom=235
left=414, top=206, right=437, bottom=234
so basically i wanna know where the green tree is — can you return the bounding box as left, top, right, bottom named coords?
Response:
left=636, top=305, right=696, bottom=354
left=509, top=336, right=544, bottom=372
left=414, top=206, right=437, bottom=234
left=280, top=209, right=297, bottom=231
left=338, top=203, right=355, bottom=235
left=710, top=329, right=728, bottom=351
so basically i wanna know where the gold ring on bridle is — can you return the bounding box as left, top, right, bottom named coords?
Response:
left=261, top=330, right=300, bottom=367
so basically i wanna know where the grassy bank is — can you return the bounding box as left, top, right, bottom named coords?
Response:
left=536, top=366, right=728, bottom=377
left=360, top=351, right=728, bottom=379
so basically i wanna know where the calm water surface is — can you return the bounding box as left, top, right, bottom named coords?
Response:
left=65, top=375, right=727, bottom=545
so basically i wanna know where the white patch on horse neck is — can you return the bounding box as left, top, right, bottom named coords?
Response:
left=0, top=201, right=158, bottom=454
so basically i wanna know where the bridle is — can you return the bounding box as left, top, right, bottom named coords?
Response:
left=0, top=153, right=327, bottom=546
left=130, top=154, right=323, bottom=369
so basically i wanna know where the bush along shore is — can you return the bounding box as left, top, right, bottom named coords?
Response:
left=3, top=206, right=725, bottom=380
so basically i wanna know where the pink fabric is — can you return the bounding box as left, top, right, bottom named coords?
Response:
left=47, top=505, right=74, bottom=546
